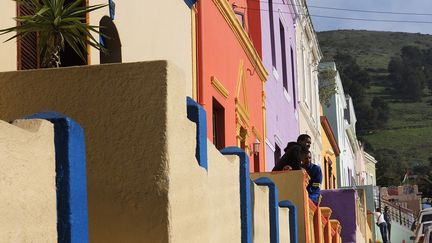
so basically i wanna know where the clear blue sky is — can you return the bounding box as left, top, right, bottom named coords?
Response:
left=307, top=0, right=432, bottom=34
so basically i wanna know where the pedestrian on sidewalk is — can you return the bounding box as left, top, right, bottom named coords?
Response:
left=384, top=206, right=392, bottom=242
left=374, top=208, right=389, bottom=243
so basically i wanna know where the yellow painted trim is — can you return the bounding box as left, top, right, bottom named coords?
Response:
left=236, top=100, right=250, bottom=127
left=211, top=76, right=229, bottom=99
left=252, top=126, right=262, bottom=142
left=236, top=60, right=249, bottom=112
left=212, top=0, right=268, bottom=81
left=191, top=6, right=198, bottom=100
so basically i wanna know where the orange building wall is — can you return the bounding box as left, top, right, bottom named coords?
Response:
left=320, top=107, right=340, bottom=190
left=197, top=0, right=267, bottom=172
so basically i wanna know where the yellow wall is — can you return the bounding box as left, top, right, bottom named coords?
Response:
left=0, top=119, right=56, bottom=242
left=320, top=136, right=338, bottom=189
left=89, top=0, right=194, bottom=97
left=0, top=1, right=17, bottom=71
left=278, top=207, right=290, bottom=243
left=252, top=183, right=271, bottom=243
left=251, top=171, right=311, bottom=243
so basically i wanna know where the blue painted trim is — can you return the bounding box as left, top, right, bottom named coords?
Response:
left=108, top=0, right=115, bottom=20
left=221, top=147, right=252, bottom=243
left=254, top=177, right=279, bottom=243
left=26, top=112, right=88, bottom=243
left=279, top=200, right=298, bottom=243
left=186, top=97, right=208, bottom=170
left=183, top=0, right=196, bottom=8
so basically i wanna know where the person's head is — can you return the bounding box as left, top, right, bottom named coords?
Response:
left=384, top=206, right=389, bottom=212
left=297, top=134, right=312, bottom=149
left=376, top=208, right=381, bottom=213
left=301, top=149, right=312, bottom=168
left=284, top=141, right=298, bottom=152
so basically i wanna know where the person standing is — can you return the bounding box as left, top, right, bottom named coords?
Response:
left=384, top=206, right=392, bottom=242
left=301, top=150, right=322, bottom=205
left=374, top=208, right=388, bottom=243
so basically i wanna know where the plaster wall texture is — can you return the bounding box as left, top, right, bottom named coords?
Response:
left=0, top=119, right=56, bottom=242
left=0, top=1, right=17, bottom=71
left=251, top=170, right=310, bottom=243
left=252, top=183, right=271, bottom=243
left=0, top=61, right=247, bottom=243
left=88, top=0, right=193, bottom=97
left=0, top=62, right=176, bottom=242
left=278, top=207, right=290, bottom=243
left=260, top=0, right=300, bottom=171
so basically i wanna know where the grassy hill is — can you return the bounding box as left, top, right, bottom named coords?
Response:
left=318, top=30, right=432, bottom=71
left=317, top=30, right=432, bottom=168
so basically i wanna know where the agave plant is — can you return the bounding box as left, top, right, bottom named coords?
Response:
left=0, top=0, right=106, bottom=68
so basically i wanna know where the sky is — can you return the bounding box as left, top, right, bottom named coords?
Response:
left=306, top=0, right=432, bottom=34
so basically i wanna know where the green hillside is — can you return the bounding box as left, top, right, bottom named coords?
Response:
left=317, top=30, right=432, bottom=186
left=318, top=30, right=432, bottom=71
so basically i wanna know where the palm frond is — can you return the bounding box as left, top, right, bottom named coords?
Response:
left=0, top=0, right=107, bottom=67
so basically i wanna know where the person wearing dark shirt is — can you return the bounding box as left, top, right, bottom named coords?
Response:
left=272, top=134, right=312, bottom=171
left=272, top=142, right=305, bottom=171
left=302, top=150, right=322, bottom=205
left=384, top=206, right=392, bottom=242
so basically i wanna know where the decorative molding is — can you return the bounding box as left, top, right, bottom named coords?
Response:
left=266, top=139, right=275, bottom=152
left=212, top=0, right=268, bottom=81
left=236, top=100, right=250, bottom=127
left=252, top=126, right=262, bottom=142
left=211, top=76, right=229, bottom=99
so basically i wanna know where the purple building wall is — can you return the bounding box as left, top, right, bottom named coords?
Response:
left=260, top=0, right=300, bottom=171
left=321, top=189, right=357, bottom=243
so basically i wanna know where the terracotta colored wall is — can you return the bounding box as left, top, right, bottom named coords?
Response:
left=197, top=0, right=267, bottom=172
left=0, top=119, right=56, bottom=242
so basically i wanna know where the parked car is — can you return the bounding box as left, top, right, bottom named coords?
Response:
left=414, top=221, right=432, bottom=243
left=424, top=226, right=432, bottom=243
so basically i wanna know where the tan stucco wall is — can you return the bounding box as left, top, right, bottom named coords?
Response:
left=279, top=207, right=290, bottom=243
left=0, top=119, right=56, bottom=242
left=0, top=1, right=17, bottom=71
left=0, top=62, right=174, bottom=242
left=251, top=171, right=309, bottom=243
left=0, top=62, right=242, bottom=243
left=252, top=183, right=270, bottom=243
left=89, top=0, right=194, bottom=97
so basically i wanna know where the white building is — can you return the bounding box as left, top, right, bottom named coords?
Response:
left=295, top=0, right=322, bottom=165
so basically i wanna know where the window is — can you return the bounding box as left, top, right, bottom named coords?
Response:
left=290, top=47, right=296, bottom=108
left=17, top=2, right=38, bottom=69
left=279, top=20, right=288, bottom=91
left=235, top=12, right=245, bottom=28
left=212, top=98, right=225, bottom=150
left=324, top=159, right=328, bottom=189
left=268, top=0, right=276, bottom=67
left=99, top=16, right=122, bottom=64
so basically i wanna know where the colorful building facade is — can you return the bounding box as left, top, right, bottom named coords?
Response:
left=258, top=0, right=300, bottom=171
left=320, top=108, right=340, bottom=190
left=295, top=0, right=323, bottom=166
left=196, top=0, right=268, bottom=172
